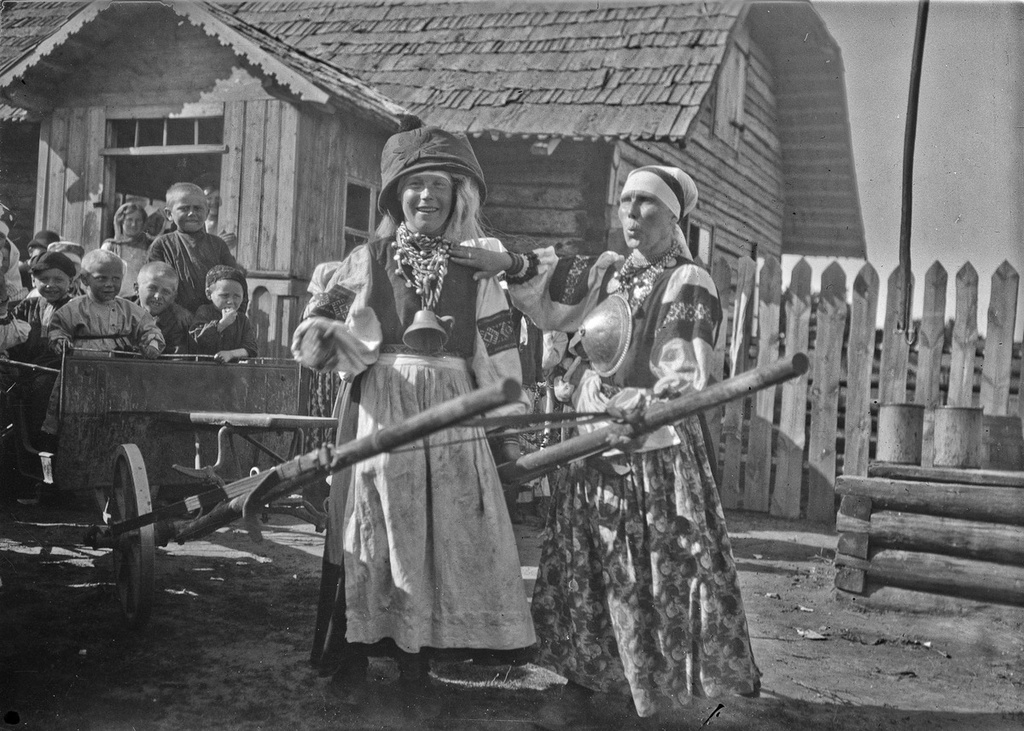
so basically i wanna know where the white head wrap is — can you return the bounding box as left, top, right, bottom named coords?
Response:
left=621, top=166, right=699, bottom=220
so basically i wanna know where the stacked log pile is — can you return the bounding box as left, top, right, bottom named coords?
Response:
left=834, top=464, right=1024, bottom=607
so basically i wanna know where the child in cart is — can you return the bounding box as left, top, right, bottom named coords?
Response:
left=189, top=265, right=257, bottom=363
left=133, top=262, right=194, bottom=355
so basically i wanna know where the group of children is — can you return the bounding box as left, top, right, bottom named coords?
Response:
left=0, top=181, right=258, bottom=446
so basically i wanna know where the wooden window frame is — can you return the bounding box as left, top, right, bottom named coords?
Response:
left=343, top=178, right=378, bottom=254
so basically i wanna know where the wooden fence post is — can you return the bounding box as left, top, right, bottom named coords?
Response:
left=745, top=256, right=781, bottom=512
left=708, top=257, right=733, bottom=473
left=947, top=263, right=979, bottom=407
left=980, top=261, right=1019, bottom=415
left=843, top=263, right=879, bottom=477
left=720, top=256, right=756, bottom=509
left=806, top=262, right=847, bottom=523
left=879, top=266, right=914, bottom=405
left=916, top=262, right=947, bottom=465
left=772, top=259, right=811, bottom=519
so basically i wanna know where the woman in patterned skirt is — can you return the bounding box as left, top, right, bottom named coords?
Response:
left=453, top=165, right=760, bottom=720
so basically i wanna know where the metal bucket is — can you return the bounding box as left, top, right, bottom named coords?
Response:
left=876, top=403, right=925, bottom=464
left=932, top=406, right=983, bottom=468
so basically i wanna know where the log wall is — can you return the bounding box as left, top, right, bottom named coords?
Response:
left=834, top=471, right=1024, bottom=607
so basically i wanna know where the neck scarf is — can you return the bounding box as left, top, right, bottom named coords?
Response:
left=393, top=223, right=452, bottom=311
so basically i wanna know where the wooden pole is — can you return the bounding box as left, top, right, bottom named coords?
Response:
left=499, top=353, right=809, bottom=486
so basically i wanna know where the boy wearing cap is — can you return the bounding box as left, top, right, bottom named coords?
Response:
left=19, top=230, right=60, bottom=290
left=190, top=265, right=256, bottom=362
left=0, top=251, right=76, bottom=440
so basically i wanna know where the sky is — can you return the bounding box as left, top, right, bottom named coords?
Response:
left=801, top=0, right=1024, bottom=338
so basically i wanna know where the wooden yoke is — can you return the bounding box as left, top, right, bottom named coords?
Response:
left=498, top=353, right=809, bottom=486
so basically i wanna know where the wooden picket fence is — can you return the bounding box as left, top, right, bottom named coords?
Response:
left=710, top=256, right=1022, bottom=523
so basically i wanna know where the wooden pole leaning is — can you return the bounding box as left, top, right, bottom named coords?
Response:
left=498, top=353, right=809, bottom=486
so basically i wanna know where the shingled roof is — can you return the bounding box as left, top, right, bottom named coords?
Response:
left=223, top=0, right=746, bottom=141
left=0, top=0, right=406, bottom=125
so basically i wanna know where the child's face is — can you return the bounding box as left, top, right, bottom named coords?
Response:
left=165, top=192, right=208, bottom=234
left=207, top=279, right=244, bottom=313
left=137, top=273, right=178, bottom=316
left=31, top=268, right=72, bottom=303
left=82, top=261, right=123, bottom=302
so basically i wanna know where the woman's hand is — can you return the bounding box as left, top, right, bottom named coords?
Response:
left=449, top=244, right=512, bottom=281
left=291, top=318, right=341, bottom=371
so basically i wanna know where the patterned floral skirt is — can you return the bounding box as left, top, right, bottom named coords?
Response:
left=530, top=416, right=760, bottom=717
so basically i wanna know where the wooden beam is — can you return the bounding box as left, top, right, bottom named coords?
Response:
left=100, top=144, right=228, bottom=157
left=865, top=548, right=1024, bottom=607
left=865, top=463, right=1024, bottom=487
left=837, top=509, right=1024, bottom=565
left=836, top=476, right=1024, bottom=525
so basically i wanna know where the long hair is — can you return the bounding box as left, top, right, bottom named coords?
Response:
left=113, top=201, right=148, bottom=239
left=375, top=173, right=488, bottom=243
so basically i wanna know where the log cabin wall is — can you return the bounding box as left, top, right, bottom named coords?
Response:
left=474, top=138, right=613, bottom=257
left=613, top=24, right=784, bottom=270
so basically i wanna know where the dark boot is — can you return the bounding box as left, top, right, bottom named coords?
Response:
left=326, top=655, right=369, bottom=706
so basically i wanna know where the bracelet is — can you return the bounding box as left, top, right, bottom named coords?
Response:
left=506, top=251, right=539, bottom=285
left=505, top=252, right=526, bottom=278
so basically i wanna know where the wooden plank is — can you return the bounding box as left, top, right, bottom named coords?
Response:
left=274, top=104, right=300, bottom=274
left=706, top=256, right=732, bottom=473
left=979, top=261, right=1019, bottom=416
left=34, top=116, right=52, bottom=232
left=806, top=262, right=847, bottom=523
left=878, top=265, right=913, bottom=405
left=45, top=108, right=71, bottom=235
left=81, top=106, right=106, bottom=248
left=61, top=106, right=89, bottom=244
left=219, top=101, right=246, bottom=251
left=837, top=475, right=1024, bottom=523
left=744, top=256, right=781, bottom=512
left=865, top=463, right=1024, bottom=487
left=915, top=261, right=947, bottom=407
left=842, top=263, right=879, bottom=477
left=947, top=263, right=979, bottom=407
left=836, top=509, right=1024, bottom=565
left=720, top=255, right=755, bottom=509
left=238, top=100, right=267, bottom=273
left=257, top=100, right=282, bottom=272
left=772, top=258, right=811, bottom=518
left=865, top=548, right=1024, bottom=607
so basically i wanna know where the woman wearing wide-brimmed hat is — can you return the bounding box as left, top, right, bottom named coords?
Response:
left=456, top=165, right=761, bottom=722
left=293, top=118, right=535, bottom=703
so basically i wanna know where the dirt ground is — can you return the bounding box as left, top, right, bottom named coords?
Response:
left=2, top=493, right=1022, bottom=731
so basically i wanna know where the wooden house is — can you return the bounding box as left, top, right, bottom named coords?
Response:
left=0, top=0, right=866, bottom=355
left=0, top=0, right=405, bottom=356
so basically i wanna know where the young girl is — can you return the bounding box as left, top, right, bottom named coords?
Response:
left=190, top=265, right=257, bottom=363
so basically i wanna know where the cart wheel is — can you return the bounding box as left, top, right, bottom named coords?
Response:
left=109, top=444, right=155, bottom=629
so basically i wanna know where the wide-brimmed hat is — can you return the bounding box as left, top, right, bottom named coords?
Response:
left=377, top=116, right=486, bottom=221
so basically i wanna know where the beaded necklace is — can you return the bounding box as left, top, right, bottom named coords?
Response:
left=610, top=245, right=685, bottom=310
left=392, top=223, right=451, bottom=310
